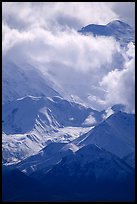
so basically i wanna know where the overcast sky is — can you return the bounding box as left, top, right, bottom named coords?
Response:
left=2, top=2, right=135, bottom=112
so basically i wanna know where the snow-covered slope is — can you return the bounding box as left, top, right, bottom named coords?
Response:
left=79, top=20, right=134, bottom=47
left=2, top=60, right=60, bottom=104
left=2, top=95, right=97, bottom=164
left=2, top=96, right=59, bottom=134
left=73, top=111, right=135, bottom=159
left=2, top=126, right=92, bottom=166
left=2, top=95, right=100, bottom=134
left=15, top=142, right=72, bottom=175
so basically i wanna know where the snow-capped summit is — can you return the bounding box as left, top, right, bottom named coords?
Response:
left=78, top=20, right=134, bottom=46
left=79, top=24, right=112, bottom=36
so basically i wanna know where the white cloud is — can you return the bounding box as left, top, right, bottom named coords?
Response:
left=82, top=114, right=96, bottom=126
left=100, top=42, right=135, bottom=113
left=2, top=22, right=35, bottom=55
left=2, top=23, right=122, bottom=105
left=2, top=2, right=118, bottom=30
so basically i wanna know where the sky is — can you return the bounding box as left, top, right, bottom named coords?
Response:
left=2, top=2, right=135, bottom=112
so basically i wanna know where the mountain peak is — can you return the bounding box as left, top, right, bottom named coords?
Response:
left=107, top=20, right=132, bottom=29
left=78, top=20, right=134, bottom=47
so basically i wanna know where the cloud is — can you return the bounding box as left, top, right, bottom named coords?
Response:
left=100, top=42, right=135, bottom=113
left=2, top=2, right=135, bottom=31
left=2, top=2, right=135, bottom=113
left=2, top=19, right=121, bottom=70
left=1, top=2, right=118, bottom=31
left=82, top=114, right=96, bottom=126
left=2, top=23, right=122, bottom=98
left=2, top=22, right=35, bottom=55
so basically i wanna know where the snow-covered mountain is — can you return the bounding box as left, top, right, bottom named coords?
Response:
left=2, top=95, right=99, bottom=164
left=3, top=91, right=130, bottom=167
left=73, top=111, right=135, bottom=159
left=78, top=20, right=134, bottom=47
left=13, top=109, right=134, bottom=176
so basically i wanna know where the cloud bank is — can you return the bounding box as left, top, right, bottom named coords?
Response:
left=2, top=2, right=135, bottom=112
left=2, top=2, right=135, bottom=30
